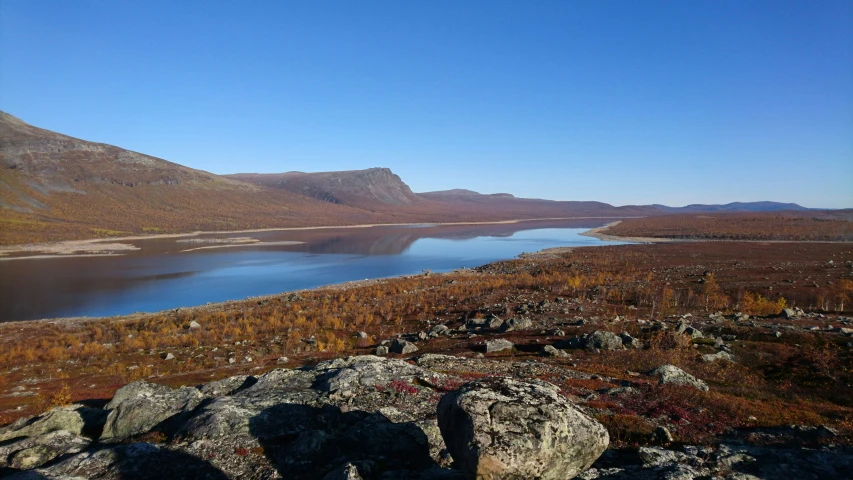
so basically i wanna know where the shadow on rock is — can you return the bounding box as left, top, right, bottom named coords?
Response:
left=4, top=442, right=230, bottom=480
left=249, top=403, right=438, bottom=479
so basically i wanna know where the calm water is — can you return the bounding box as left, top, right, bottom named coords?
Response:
left=0, top=219, right=625, bottom=322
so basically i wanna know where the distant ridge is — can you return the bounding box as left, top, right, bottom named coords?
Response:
left=0, top=110, right=827, bottom=245
left=654, top=201, right=809, bottom=213
left=227, top=168, right=423, bottom=209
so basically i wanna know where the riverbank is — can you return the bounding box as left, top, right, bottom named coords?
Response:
left=0, top=216, right=632, bottom=259
left=579, top=221, right=682, bottom=243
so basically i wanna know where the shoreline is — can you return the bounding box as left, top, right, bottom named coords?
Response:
left=0, top=216, right=639, bottom=259
left=578, top=221, right=681, bottom=243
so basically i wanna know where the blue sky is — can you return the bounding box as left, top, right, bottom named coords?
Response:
left=1, top=1, right=851, bottom=208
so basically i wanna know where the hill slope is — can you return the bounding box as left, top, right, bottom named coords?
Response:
left=0, top=112, right=384, bottom=244
left=228, top=168, right=423, bottom=209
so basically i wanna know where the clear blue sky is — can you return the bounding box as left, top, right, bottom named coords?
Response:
left=1, top=1, right=851, bottom=208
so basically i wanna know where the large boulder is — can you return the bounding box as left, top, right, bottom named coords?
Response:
left=499, top=318, right=533, bottom=332
left=0, top=405, right=106, bottom=442
left=437, top=377, right=608, bottom=479
left=390, top=338, right=419, bottom=355
left=650, top=365, right=709, bottom=391
left=101, top=381, right=205, bottom=440
left=0, top=430, right=90, bottom=470
left=586, top=331, right=623, bottom=350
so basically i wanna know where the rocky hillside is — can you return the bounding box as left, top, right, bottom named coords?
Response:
left=2, top=355, right=851, bottom=479
left=228, top=168, right=424, bottom=208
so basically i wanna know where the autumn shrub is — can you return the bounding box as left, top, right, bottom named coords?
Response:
left=740, top=292, right=787, bottom=316
left=596, top=413, right=656, bottom=446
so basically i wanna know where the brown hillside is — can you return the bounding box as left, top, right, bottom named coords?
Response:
left=228, top=168, right=424, bottom=208
left=0, top=112, right=388, bottom=244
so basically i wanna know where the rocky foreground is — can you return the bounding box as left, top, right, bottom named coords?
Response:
left=1, top=354, right=850, bottom=480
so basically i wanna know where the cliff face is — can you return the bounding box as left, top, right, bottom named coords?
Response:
left=228, top=168, right=425, bottom=208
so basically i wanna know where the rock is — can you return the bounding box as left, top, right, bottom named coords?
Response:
left=322, top=463, right=363, bottom=480
left=356, top=331, right=369, bottom=339
left=587, top=331, right=623, bottom=350
left=277, top=356, right=290, bottom=364
left=101, top=381, right=204, bottom=440
left=650, top=365, right=709, bottom=391
left=702, top=351, right=735, bottom=363
left=554, top=337, right=587, bottom=349
left=430, top=324, right=451, bottom=337
left=619, top=332, right=644, bottom=349
left=188, top=321, right=202, bottom=330
left=390, top=338, right=419, bottom=355
left=0, top=405, right=106, bottom=442
left=2, top=430, right=90, bottom=470
left=684, top=327, right=703, bottom=339
left=199, top=375, right=256, bottom=397
left=499, top=317, right=533, bottom=332
left=375, top=345, right=389, bottom=355
left=782, top=308, right=799, bottom=319
left=485, top=339, right=514, bottom=353
left=774, top=331, right=782, bottom=338
left=651, top=426, right=674, bottom=445
left=437, top=377, right=609, bottom=480
left=164, top=352, right=175, bottom=361
left=541, top=345, right=568, bottom=357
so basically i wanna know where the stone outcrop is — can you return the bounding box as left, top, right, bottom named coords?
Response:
left=437, top=376, right=609, bottom=479
left=649, top=365, right=709, bottom=391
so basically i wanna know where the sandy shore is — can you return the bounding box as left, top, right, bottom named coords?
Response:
left=0, top=216, right=638, bottom=259
left=579, top=221, right=682, bottom=243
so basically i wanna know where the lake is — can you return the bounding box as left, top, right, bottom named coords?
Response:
left=0, top=219, right=625, bottom=322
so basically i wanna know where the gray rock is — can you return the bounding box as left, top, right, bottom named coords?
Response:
left=499, top=317, right=533, bottom=332
left=199, top=375, right=256, bottom=397
left=438, top=376, right=608, bottom=480
left=651, top=426, right=674, bottom=445
left=541, top=345, right=569, bottom=357
left=782, top=308, right=799, bottom=319
left=430, top=324, right=451, bottom=337
left=587, top=331, right=623, bottom=350
left=485, top=339, right=514, bottom=353
left=650, top=365, right=709, bottom=391
left=390, top=338, right=419, bottom=355
left=375, top=345, right=389, bottom=355
left=188, top=321, right=202, bottom=330
left=101, top=381, right=204, bottom=440
left=619, top=332, right=644, bottom=349
left=0, top=405, right=105, bottom=442
left=702, top=351, right=735, bottom=363
left=2, top=430, right=90, bottom=470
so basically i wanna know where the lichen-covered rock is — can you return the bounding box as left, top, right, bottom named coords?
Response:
left=390, top=338, right=419, bottom=355
left=101, top=381, right=204, bottom=440
left=199, top=375, right=257, bottom=397
left=499, top=318, right=532, bottom=332
left=0, top=430, right=90, bottom=469
left=485, top=339, right=514, bottom=353
left=0, top=405, right=106, bottom=442
left=437, top=377, right=609, bottom=479
left=541, top=345, right=569, bottom=357
left=586, top=331, right=623, bottom=350
left=650, top=365, right=709, bottom=391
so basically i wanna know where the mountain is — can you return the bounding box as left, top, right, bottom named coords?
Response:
left=653, top=202, right=809, bottom=213
left=227, top=168, right=423, bottom=209
left=0, top=112, right=383, bottom=244
left=0, top=111, right=821, bottom=246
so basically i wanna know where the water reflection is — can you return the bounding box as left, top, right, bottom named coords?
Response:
left=0, top=219, right=623, bottom=321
